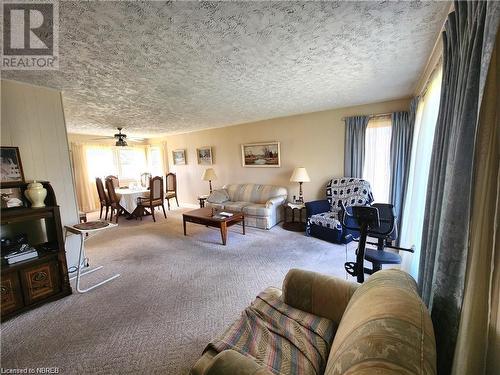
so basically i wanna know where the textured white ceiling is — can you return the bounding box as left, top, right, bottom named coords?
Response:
left=3, top=1, right=449, bottom=137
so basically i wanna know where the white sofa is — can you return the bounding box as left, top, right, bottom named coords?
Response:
left=206, top=183, right=288, bottom=229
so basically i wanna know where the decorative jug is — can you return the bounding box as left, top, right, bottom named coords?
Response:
left=25, top=181, right=47, bottom=208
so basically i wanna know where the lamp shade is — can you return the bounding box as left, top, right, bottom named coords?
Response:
left=202, top=168, right=217, bottom=181
left=290, top=167, right=310, bottom=182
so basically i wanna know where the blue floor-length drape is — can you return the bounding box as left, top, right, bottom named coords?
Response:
left=344, top=116, right=369, bottom=178
left=389, top=106, right=416, bottom=234
left=418, top=1, right=499, bottom=374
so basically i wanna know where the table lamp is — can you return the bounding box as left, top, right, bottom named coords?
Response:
left=290, top=167, right=310, bottom=203
left=202, top=168, right=217, bottom=193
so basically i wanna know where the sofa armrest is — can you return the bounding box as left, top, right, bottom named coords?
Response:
left=305, top=200, right=330, bottom=217
left=282, top=269, right=358, bottom=324
left=205, top=350, right=273, bottom=375
left=265, top=195, right=287, bottom=208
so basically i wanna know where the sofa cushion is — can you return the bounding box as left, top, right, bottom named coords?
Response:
left=224, top=184, right=287, bottom=204
left=206, top=287, right=335, bottom=375
left=325, top=269, right=436, bottom=375
left=207, top=189, right=230, bottom=204
left=224, top=201, right=251, bottom=212
left=242, top=203, right=272, bottom=217
left=309, top=211, right=342, bottom=230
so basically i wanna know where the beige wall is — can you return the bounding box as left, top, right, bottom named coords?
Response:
left=1, top=79, right=81, bottom=269
left=162, top=98, right=410, bottom=206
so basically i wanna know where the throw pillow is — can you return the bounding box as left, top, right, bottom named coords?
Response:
left=207, top=189, right=230, bottom=203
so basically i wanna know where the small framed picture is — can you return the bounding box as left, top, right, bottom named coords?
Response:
left=172, top=149, right=186, bottom=165
left=1, top=147, right=25, bottom=186
left=196, top=147, right=213, bottom=165
left=241, top=142, right=281, bottom=168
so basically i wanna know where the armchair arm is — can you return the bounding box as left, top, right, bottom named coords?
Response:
left=265, top=195, right=287, bottom=208
left=282, top=269, right=358, bottom=324
left=205, top=350, right=272, bottom=375
left=305, top=200, right=331, bottom=217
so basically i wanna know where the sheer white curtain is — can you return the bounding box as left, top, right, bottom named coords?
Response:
left=400, top=67, right=443, bottom=278
left=71, top=143, right=111, bottom=212
left=363, top=117, right=392, bottom=203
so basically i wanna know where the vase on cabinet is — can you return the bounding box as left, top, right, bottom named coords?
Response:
left=24, top=181, right=47, bottom=208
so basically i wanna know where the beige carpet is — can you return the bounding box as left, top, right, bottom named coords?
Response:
left=1, top=208, right=356, bottom=374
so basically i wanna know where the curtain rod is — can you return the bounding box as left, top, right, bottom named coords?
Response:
left=341, top=112, right=392, bottom=121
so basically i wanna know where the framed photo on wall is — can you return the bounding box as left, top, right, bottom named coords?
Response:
left=1, top=147, right=25, bottom=186
left=241, top=142, right=281, bottom=167
left=172, top=149, right=186, bottom=165
left=196, top=147, right=213, bottom=165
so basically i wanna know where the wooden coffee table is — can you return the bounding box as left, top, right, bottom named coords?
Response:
left=183, top=207, right=245, bottom=245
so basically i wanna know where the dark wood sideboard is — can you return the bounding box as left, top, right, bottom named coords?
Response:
left=1, top=181, right=72, bottom=321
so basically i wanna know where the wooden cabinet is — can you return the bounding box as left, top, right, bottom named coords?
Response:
left=1, top=181, right=71, bottom=321
left=21, top=260, right=60, bottom=305
left=1, top=272, right=23, bottom=315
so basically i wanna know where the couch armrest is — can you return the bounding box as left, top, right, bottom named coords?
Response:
left=265, top=195, right=287, bottom=208
left=205, top=350, right=273, bottom=375
left=305, top=200, right=330, bottom=217
left=282, top=269, right=358, bottom=324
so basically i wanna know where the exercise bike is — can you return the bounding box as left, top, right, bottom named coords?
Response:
left=340, top=203, right=414, bottom=283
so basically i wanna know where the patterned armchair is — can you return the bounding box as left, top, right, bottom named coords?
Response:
left=305, top=178, right=373, bottom=244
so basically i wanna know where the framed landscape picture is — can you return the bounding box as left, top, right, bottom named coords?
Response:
left=172, top=149, right=186, bottom=165
left=1, top=147, right=25, bottom=186
left=241, top=142, right=280, bottom=168
left=197, top=147, right=213, bottom=165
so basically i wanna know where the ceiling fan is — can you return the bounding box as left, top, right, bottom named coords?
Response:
left=91, top=128, right=144, bottom=146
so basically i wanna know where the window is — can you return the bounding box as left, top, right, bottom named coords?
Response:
left=362, top=117, right=392, bottom=203
left=148, top=146, right=164, bottom=177
left=399, top=68, right=442, bottom=278
left=85, top=145, right=148, bottom=181
left=117, top=148, right=147, bottom=179
left=86, top=147, right=116, bottom=180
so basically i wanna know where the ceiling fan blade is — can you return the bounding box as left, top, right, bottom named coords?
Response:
left=89, top=136, right=114, bottom=140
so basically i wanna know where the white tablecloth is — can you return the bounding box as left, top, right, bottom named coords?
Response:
left=115, top=188, right=149, bottom=214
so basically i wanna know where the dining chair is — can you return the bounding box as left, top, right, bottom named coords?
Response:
left=95, top=177, right=111, bottom=220
left=105, top=175, right=119, bottom=189
left=105, top=178, right=126, bottom=223
left=137, top=176, right=166, bottom=222
left=165, top=172, right=179, bottom=210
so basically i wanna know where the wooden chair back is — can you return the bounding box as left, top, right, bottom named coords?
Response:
left=150, top=176, right=164, bottom=201
left=95, top=177, right=109, bottom=204
left=166, top=173, right=177, bottom=193
left=105, top=178, right=120, bottom=204
left=105, top=175, right=119, bottom=188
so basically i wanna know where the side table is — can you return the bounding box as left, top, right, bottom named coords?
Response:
left=64, top=221, right=120, bottom=293
left=283, top=203, right=306, bottom=232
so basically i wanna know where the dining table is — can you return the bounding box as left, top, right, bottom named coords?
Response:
left=114, top=187, right=150, bottom=216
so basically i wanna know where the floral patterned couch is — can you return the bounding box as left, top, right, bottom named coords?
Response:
left=205, top=183, right=287, bottom=229
left=191, top=268, right=436, bottom=375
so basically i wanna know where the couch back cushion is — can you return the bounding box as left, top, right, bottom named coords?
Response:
left=224, top=184, right=287, bottom=204
left=326, top=178, right=374, bottom=212
left=325, top=269, right=436, bottom=375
